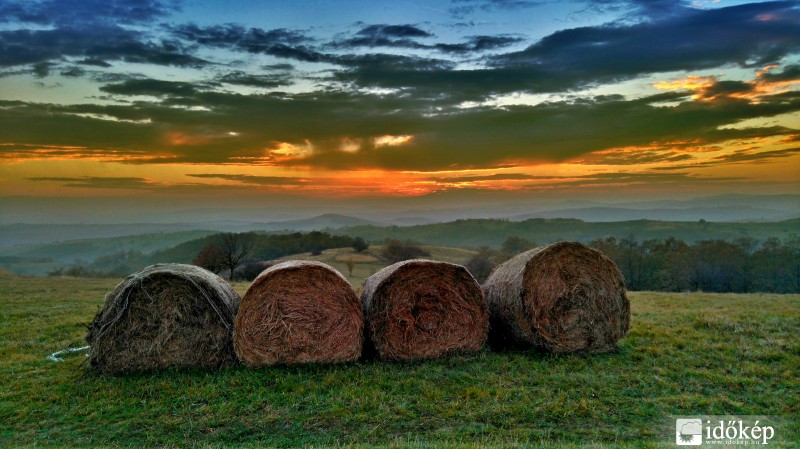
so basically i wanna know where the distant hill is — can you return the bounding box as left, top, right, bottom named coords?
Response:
left=261, top=213, right=385, bottom=231
left=0, top=214, right=384, bottom=248
left=3, top=194, right=796, bottom=247
left=0, top=230, right=217, bottom=276
left=339, top=218, right=800, bottom=248
left=0, top=223, right=216, bottom=248
left=2, top=217, right=798, bottom=277
left=511, top=206, right=798, bottom=222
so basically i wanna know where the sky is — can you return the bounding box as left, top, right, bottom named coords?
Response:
left=0, top=0, right=799, bottom=222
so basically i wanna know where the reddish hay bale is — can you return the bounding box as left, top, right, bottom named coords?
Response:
left=361, top=259, right=488, bottom=361
left=233, top=261, right=363, bottom=366
left=483, top=241, right=629, bottom=353
left=86, top=264, right=240, bottom=374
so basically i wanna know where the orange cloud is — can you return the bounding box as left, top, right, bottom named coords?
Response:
left=654, top=65, right=800, bottom=104
left=374, top=134, right=414, bottom=147
left=0, top=143, right=154, bottom=162
left=653, top=75, right=717, bottom=99
left=164, top=131, right=212, bottom=146
left=733, top=65, right=800, bottom=102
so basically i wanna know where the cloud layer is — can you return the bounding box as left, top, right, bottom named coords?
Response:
left=1, top=0, right=799, bottom=197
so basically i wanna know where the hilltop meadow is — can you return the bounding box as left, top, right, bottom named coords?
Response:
left=0, top=271, right=798, bottom=448
left=1, top=217, right=798, bottom=447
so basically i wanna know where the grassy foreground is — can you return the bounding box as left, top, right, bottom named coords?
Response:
left=0, top=274, right=798, bottom=448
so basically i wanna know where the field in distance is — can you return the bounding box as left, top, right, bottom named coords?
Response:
left=1, top=272, right=798, bottom=448
left=268, top=245, right=477, bottom=292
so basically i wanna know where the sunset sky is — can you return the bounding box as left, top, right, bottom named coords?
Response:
left=1, top=0, right=799, bottom=221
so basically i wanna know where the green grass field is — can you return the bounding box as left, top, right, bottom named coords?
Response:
left=1, top=273, right=798, bottom=448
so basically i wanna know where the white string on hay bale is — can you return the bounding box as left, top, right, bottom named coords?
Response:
left=86, top=263, right=240, bottom=374
left=483, top=241, right=630, bottom=353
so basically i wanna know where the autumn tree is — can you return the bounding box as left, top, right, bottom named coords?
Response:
left=192, top=244, right=225, bottom=274
left=381, top=239, right=430, bottom=263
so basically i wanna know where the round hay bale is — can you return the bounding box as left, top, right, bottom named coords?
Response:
left=233, top=260, right=363, bottom=366
left=86, top=263, right=240, bottom=374
left=361, top=259, right=488, bottom=361
left=483, top=241, right=629, bottom=353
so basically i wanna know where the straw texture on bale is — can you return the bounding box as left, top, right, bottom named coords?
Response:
left=234, top=260, right=363, bottom=366
left=86, top=263, right=240, bottom=374
left=361, top=259, right=488, bottom=361
left=483, top=241, right=629, bottom=353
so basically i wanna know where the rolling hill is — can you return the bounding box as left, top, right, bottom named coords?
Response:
left=2, top=217, right=798, bottom=277
left=339, top=217, right=800, bottom=248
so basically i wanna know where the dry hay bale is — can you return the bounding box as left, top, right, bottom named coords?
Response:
left=86, top=264, right=240, bottom=374
left=361, top=259, right=488, bottom=361
left=483, top=241, right=629, bottom=353
left=233, top=260, right=363, bottom=366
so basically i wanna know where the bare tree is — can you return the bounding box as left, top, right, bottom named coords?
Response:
left=217, top=232, right=256, bottom=280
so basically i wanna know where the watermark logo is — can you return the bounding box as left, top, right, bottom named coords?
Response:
left=676, top=419, right=702, bottom=445
left=673, top=416, right=777, bottom=447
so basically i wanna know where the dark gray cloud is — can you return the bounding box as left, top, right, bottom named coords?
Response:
left=59, top=66, right=86, bottom=78
left=333, top=24, right=432, bottom=50
left=172, top=23, right=325, bottom=62
left=100, top=79, right=203, bottom=97
left=78, top=58, right=113, bottom=68
left=5, top=0, right=794, bottom=108
left=26, top=176, right=154, bottom=189
left=333, top=2, right=800, bottom=99
left=2, top=78, right=799, bottom=171
left=0, top=0, right=204, bottom=69
left=0, top=0, right=177, bottom=27
left=450, top=0, right=545, bottom=18
left=556, top=171, right=746, bottom=187
left=332, top=23, right=523, bottom=54
left=217, top=70, right=292, bottom=88
left=261, top=63, right=294, bottom=71
left=2, top=1, right=799, bottom=174
left=355, top=24, right=432, bottom=39
left=713, top=147, right=800, bottom=164
left=582, top=0, right=691, bottom=20
left=0, top=26, right=207, bottom=68
left=32, top=62, right=55, bottom=78
left=433, top=35, right=524, bottom=53
left=187, top=174, right=311, bottom=186
left=430, top=171, right=746, bottom=190
left=496, top=2, right=800, bottom=78
left=577, top=148, right=696, bottom=166
left=175, top=21, right=519, bottom=71
left=173, top=24, right=310, bottom=47
left=434, top=173, right=547, bottom=183
left=653, top=146, right=800, bottom=171
left=333, top=53, right=455, bottom=77
left=761, top=64, right=800, bottom=82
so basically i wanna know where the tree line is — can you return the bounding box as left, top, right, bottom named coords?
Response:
left=50, top=231, right=365, bottom=279
left=466, top=235, right=800, bottom=293
left=193, top=232, right=369, bottom=281
left=48, top=228, right=800, bottom=293
left=589, top=235, right=800, bottom=293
